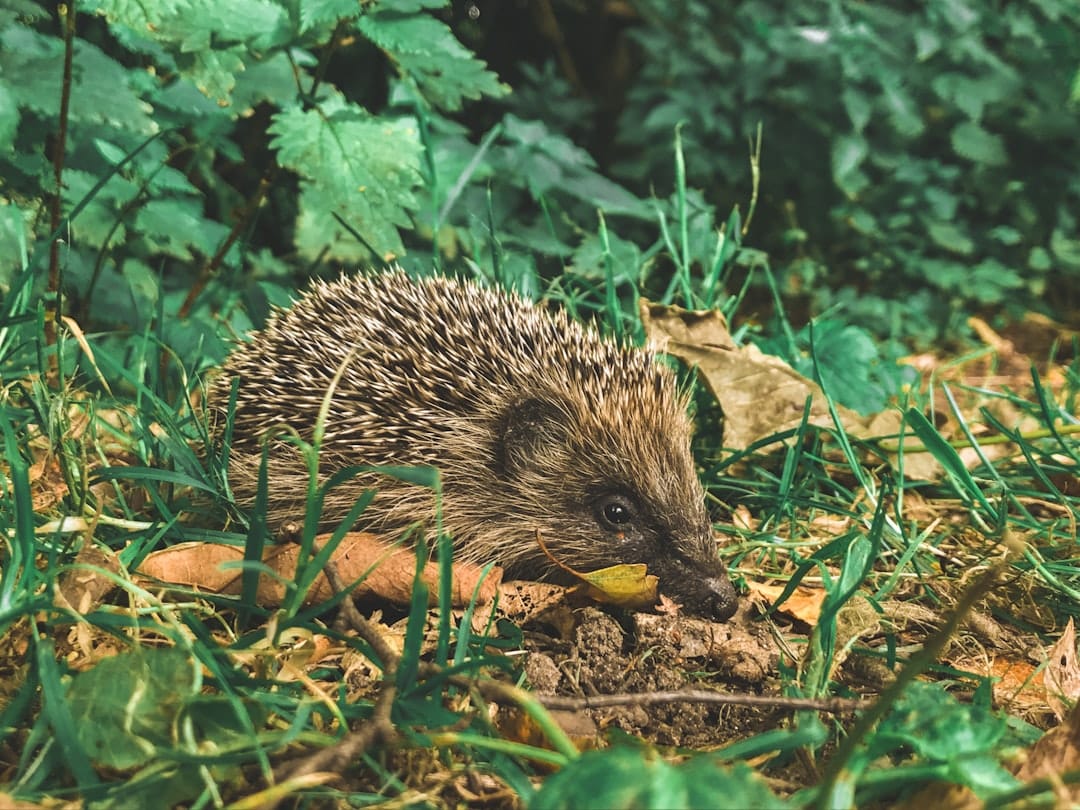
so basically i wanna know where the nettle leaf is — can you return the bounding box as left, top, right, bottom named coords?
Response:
left=232, top=51, right=303, bottom=113
left=299, top=0, right=359, bottom=33
left=357, top=11, right=507, bottom=111
left=269, top=99, right=422, bottom=261
left=970, top=259, right=1024, bottom=303
left=134, top=197, right=231, bottom=260
left=0, top=203, right=30, bottom=283
left=832, top=134, right=869, bottom=195
left=926, top=220, right=975, bottom=256
left=378, top=0, right=448, bottom=10
left=86, top=0, right=189, bottom=32
left=951, top=121, right=1007, bottom=166
left=89, top=0, right=290, bottom=104
left=0, top=81, right=17, bottom=150
left=931, top=72, right=1015, bottom=120
left=178, top=45, right=248, bottom=106
left=62, top=169, right=140, bottom=249
left=0, top=26, right=155, bottom=134
left=496, top=115, right=649, bottom=217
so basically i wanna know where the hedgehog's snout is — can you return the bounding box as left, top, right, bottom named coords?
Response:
left=690, top=574, right=739, bottom=622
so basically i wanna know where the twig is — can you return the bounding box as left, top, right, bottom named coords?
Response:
left=46, top=0, right=78, bottom=358
left=177, top=169, right=277, bottom=319
left=537, top=690, right=863, bottom=714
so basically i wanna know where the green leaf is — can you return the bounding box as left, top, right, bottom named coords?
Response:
left=871, top=682, right=1017, bottom=797
left=1051, top=226, right=1080, bottom=270
left=269, top=98, right=422, bottom=260
left=970, top=259, right=1024, bottom=303
left=0, top=26, right=156, bottom=134
left=0, top=81, right=18, bottom=150
left=134, top=197, right=230, bottom=260
left=531, top=748, right=789, bottom=810
left=842, top=87, right=872, bottom=132
left=357, top=11, right=507, bottom=110
left=832, top=134, right=869, bottom=195
left=68, top=647, right=196, bottom=769
left=1028, top=246, right=1052, bottom=271
left=299, top=0, right=360, bottom=32
left=950, top=121, right=1007, bottom=166
left=926, top=221, right=975, bottom=256
left=89, top=0, right=289, bottom=104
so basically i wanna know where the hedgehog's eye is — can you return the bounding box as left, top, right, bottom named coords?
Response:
left=597, top=495, right=634, bottom=529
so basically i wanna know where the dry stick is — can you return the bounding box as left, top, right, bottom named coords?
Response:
left=177, top=170, right=276, bottom=319
left=46, top=0, right=78, bottom=357
left=814, top=552, right=1015, bottom=804
left=537, top=690, right=863, bottom=715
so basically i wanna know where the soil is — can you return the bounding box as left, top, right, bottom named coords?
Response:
left=515, top=601, right=784, bottom=750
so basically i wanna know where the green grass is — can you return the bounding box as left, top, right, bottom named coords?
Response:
left=5, top=139, right=1080, bottom=809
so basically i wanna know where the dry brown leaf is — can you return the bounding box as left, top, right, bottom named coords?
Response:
left=497, top=706, right=600, bottom=765
left=1045, top=618, right=1080, bottom=722
left=495, top=581, right=570, bottom=625
left=1015, top=702, right=1080, bottom=803
left=55, top=543, right=123, bottom=615
left=949, top=655, right=1044, bottom=718
left=745, top=581, right=825, bottom=625
left=894, top=781, right=982, bottom=810
left=136, top=532, right=502, bottom=609
left=640, top=301, right=895, bottom=451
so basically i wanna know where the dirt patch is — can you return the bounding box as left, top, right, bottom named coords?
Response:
left=518, top=603, right=782, bottom=749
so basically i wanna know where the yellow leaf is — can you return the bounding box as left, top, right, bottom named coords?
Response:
left=576, top=563, right=659, bottom=610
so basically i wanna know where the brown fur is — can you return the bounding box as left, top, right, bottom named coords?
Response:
left=209, top=271, right=737, bottom=619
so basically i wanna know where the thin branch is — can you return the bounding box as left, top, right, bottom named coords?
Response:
left=537, top=690, right=863, bottom=715
left=46, top=0, right=78, bottom=358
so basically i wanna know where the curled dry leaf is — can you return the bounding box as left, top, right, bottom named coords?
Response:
left=136, top=531, right=502, bottom=609
left=640, top=300, right=893, bottom=451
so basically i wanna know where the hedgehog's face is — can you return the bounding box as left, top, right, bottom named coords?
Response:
left=493, top=395, right=738, bottom=622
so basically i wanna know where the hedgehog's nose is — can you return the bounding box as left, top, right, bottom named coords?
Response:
left=702, top=575, right=739, bottom=621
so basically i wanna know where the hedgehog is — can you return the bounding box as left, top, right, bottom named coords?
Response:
left=209, top=271, right=738, bottom=620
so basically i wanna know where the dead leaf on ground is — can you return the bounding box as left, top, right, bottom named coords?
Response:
left=136, top=532, right=502, bottom=609
left=1015, top=702, right=1080, bottom=803
left=497, top=706, right=600, bottom=761
left=745, top=581, right=825, bottom=626
left=495, top=581, right=571, bottom=625
left=55, top=543, right=123, bottom=615
left=641, top=301, right=891, bottom=451
left=1045, top=618, right=1080, bottom=722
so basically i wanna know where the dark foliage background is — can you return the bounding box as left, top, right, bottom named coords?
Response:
left=3, top=0, right=1079, bottom=377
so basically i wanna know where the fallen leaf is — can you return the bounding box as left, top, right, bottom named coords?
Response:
left=1045, top=618, right=1080, bottom=722
left=745, top=581, right=825, bottom=625
left=55, top=543, right=123, bottom=615
left=136, top=532, right=502, bottom=609
left=641, top=301, right=889, bottom=451
left=1015, top=702, right=1080, bottom=804
left=496, top=581, right=571, bottom=625
left=575, top=563, right=659, bottom=610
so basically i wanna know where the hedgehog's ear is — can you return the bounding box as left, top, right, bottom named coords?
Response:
left=497, top=397, right=572, bottom=476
